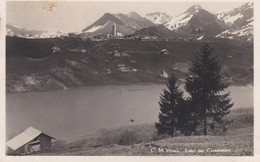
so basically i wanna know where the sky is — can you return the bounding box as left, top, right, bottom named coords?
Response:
left=6, top=1, right=247, bottom=33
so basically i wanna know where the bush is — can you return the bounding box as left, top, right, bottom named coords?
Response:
left=118, top=130, right=138, bottom=145
left=97, top=128, right=141, bottom=146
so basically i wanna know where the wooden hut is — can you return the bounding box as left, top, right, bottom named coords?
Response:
left=160, top=49, right=170, bottom=55
left=6, top=127, right=55, bottom=155
left=51, top=46, right=61, bottom=53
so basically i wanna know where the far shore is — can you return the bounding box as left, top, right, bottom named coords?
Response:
left=6, top=80, right=253, bottom=94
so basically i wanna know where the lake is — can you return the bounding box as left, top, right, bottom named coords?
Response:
left=6, top=84, right=253, bottom=141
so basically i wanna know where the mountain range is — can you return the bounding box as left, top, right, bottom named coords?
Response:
left=82, top=12, right=154, bottom=35
left=165, top=5, right=227, bottom=36
left=6, top=2, right=253, bottom=41
left=6, top=24, right=69, bottom=39
left=145, top=12, right=171, bottom=25
left=215, top=2, right=253, bottom=41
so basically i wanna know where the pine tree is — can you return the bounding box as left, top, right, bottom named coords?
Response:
left=185, top=44, right=233, bottom=135
left=175, top=99, right=199, bottom=136
left=155, top=74, right=189, bottom=137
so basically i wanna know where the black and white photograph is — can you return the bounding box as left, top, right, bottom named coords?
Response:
left=2, top=0, right=256, bottom=159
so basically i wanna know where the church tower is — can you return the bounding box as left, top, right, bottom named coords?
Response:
left=112, top=22, right=117, bottom=36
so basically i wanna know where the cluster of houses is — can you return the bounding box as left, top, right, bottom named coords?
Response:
left=58, top=30, right=195, bottom=42
left=57, top=23, right=196, bottom=42
left=79, top=34, right=172, bottom=42
left=82, top=35, right=196, bottom=42
left=76, top=22, right=191, bottom=42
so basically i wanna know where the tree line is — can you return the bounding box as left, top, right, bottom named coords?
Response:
left=155, top=44, right=233, bottom=137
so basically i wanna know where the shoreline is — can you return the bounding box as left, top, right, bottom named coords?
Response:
left=6, top=80, right=253, bottom=94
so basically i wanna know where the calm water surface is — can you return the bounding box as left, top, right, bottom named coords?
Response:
left=6, top=84, right=253, bottom=141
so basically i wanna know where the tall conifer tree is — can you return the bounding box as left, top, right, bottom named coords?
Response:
left=155, top=74, right=189, bottom=137
left=185, top=44, right=233, bottom=135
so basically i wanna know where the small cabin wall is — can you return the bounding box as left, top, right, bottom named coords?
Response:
left=40, top=134, right=52, bottom=150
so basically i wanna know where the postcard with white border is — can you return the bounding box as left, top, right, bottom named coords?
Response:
left=1, top=0, right=259, bottom=162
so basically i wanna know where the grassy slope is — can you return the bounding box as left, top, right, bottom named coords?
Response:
left=34, top=107, right=253, bottom=156
left=6, top=37, right=253, bottom=92
left=59, top=133, right=252, bottom=156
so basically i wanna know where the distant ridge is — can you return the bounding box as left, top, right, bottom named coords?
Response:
left=165, top=5, right=227, bottom=36
left=215, top=2, right=253, bottom=41
left=145, top=12, right=172, bottom=25
left=6, top=3, right=253, bottom=42
left=82, top=12, right=154, bottom=35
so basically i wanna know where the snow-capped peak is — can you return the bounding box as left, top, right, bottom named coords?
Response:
left=6, top=24, right=68, bottom=39
left=222, top=14, right=244, bottom=25
left=215, top=2, right=253, bottom=42
left=83, top=21, right=111, bottom=33
left=215, top=22, right=253, bottom=41
left=216, top=2, right=253, bottom=27
left=164, top=4, right=205, bottom=31
left=186, top=5, right=202, bottom=14
left=165, top=13, right=193, bottom=31
left=83, top=25, right=103, bottom=33
left=145, top=12, right=172, bottom=25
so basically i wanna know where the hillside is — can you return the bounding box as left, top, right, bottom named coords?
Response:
left=6, top=36, right=253, bottom=92
left=32, top=107, right=253, bottom=156
left=133, top=25, right=175, bottom=37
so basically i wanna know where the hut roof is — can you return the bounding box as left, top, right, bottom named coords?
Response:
left=6, top=127, right=55, bottom=151
left=161, top=49, right=168, bottom=52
